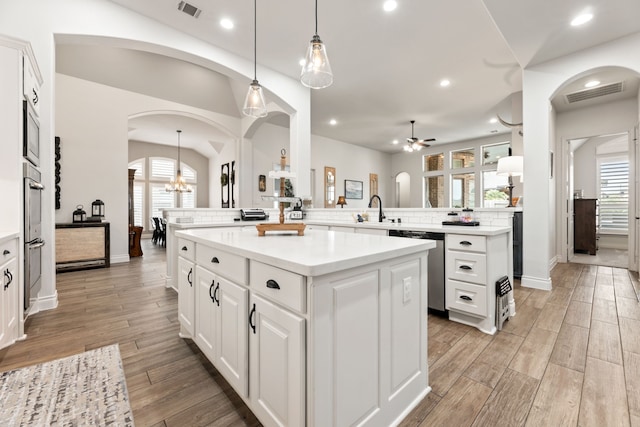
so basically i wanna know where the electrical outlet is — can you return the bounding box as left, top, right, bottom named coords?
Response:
left=403, top=277, right=412, bottom=304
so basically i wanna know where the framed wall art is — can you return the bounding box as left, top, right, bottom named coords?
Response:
left=345, top=179, right=363, bottom=199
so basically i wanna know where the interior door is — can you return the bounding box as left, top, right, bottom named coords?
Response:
left=634, top=124, right=640, bottom=271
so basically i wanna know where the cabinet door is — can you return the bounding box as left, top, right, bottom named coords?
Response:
left=194, top=266, right=217, bottom=363
left=177, top=256, right=195, bottom=337
left=0, top=258, right=18, bottom=350
left=216, top=277, right=248, bottom=397
left=249, top=294, right=305, bottom=427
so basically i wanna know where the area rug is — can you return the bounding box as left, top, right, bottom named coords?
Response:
left=0, top=344, right=134, bottom=426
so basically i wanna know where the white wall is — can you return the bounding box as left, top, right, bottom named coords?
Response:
left=523, top=32, right=640, bottom=288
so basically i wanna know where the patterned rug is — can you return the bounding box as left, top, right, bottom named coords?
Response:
left=0, top=344, right=134, bottom=426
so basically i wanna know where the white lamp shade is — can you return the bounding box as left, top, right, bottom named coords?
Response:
left=496, top=156, right=523, bottom=177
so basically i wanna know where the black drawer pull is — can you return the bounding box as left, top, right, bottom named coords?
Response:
left=181, top=246, right=188, bottom=251
left=460, top=241, right=472, bottom=246
left=266, top=279, right=280, bottom=290
left=2, top=250, right=9, bottom=255
left=209, top=280, right=216, bottom=303
left=214, top=283, right=220, bottom=307
left=249, top=303, right=256, bottom=334
left=187, top=268, right=193, bottom=286
left=460, top=295, right=473, bottom=301
left=459, top=265, right=473, bottom=270
left=211, top=257, right=220, bottom=264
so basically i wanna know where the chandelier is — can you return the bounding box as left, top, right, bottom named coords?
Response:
left=166, top=130, right=192, bottom=193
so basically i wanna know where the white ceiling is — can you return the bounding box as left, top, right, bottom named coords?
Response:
left=57, top=0, right=640, bottom=155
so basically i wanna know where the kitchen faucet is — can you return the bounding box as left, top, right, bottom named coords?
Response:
left=368, top=195, right=385, bottom=222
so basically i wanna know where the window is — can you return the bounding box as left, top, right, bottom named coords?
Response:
left=424, top=176, right=444, bottom=207
left=482, top=171, right=509, bottom=207
left=482, top=142, right=510, bottom=165
left=451, top=149, right=474, bottom=169
left=151, top=158, right=175, bottom=179
left=424, top=153, right=444, bottom=171
left=598, top=157, right=628, bottom=232
left=132, top=182, right=145, bottom=227
left=151, top=183, right=175, bottom=218
left=451, top=173, right=474, bottom=208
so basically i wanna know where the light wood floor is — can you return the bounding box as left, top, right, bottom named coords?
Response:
left=1, top=240, right=639, bottom=426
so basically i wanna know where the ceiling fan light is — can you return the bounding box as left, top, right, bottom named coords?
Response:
left=242, top=80, right=268, bottom=118
left=301, top=35, right=333, bottom=89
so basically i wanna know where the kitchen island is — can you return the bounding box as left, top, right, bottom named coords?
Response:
left=175, top=228, right=434, bottom=427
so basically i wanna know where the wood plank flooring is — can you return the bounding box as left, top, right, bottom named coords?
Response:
left=1, top=241, right=639, bottom=426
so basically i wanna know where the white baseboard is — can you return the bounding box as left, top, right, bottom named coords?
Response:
left=520, top=275, right=552, bottom=290
left=111, top=254, right=130, bottom=264
left=29, top=290, right=59, bottom=316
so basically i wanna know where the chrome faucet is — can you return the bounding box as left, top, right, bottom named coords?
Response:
left=368, top=194, right=385, bottom=222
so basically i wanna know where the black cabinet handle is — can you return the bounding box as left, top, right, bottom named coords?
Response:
left=187, top=268, right=193, bottom=286
left=209, top=280, right=215, bottom=303
left=266, top=279, right=280, bottom=290
left=211, top=257, right=220, bottom=264
left=459, top=265, right=473, bottom=270
left=3, top=269, right=11, bottom=290
left=181, top=246, right=188, bottom=251
left=249, top=303, right=256, bottom=334
left=460, top=295, right=473, bottom=301
left=2, top=250, right=9, bottom=255
left=460, top=241, right=472, bottom=246
left=214, top=283, right=220, bottom=307
left=32, top=88, right=38, bottom=105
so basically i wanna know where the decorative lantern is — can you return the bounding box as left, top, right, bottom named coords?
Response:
left=92, top=199, right=105, bottom=217
left=73, top=205, right=86, bottom=223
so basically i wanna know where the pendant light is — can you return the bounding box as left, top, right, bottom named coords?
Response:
left=242, top=0, right=268, bottom=118
left=300, top=0, right=333, bottom=89
left=166, top=130, right=193, bottom=193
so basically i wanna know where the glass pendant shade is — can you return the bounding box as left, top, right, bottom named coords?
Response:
left=242, top=79, right=268, bottom=118
left=301, top=35, right=333, bottom=89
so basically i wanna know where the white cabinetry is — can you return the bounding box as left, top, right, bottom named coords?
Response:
left=445, top=233, right=508, bottom=334
left=0, top=237, right=19, bottom=350
left=249, top=293, right=305, bottom=426
left=22, top=52, right=40, bottom=116
left=177, top=238, right=195, bottom=337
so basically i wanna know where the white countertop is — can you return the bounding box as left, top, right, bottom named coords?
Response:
left=0, top=231, right=19, bottom=243
left=176, top=228, right=435, bottom=277
left=169, top=219, right=511, bottom=236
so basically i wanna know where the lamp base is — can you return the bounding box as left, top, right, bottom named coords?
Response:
left=506, top=183, right=515, bottom=208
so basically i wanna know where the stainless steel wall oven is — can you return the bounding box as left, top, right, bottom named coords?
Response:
left=24, top=163, right=44, bottom=313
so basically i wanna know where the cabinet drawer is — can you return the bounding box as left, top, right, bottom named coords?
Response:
left=177, top=238, right=195, bottom=261
left=196, top=244, right=248, bottom=286
left=446, top=250, right=487, bottom=285
left=446, top=234, right=486, bottom=253
left=0, top=238, right=17, bottom=264
left=250, top=261, right=306, bottom=313
left=446, top=279, right=487, bottom=317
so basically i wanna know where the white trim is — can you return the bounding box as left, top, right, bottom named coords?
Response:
left=111, top=254, right=130, bottom=264
left=520, top=274, right=552, bottom=290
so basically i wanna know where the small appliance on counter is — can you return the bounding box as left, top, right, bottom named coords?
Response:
left=240, top=208, right=267, bottom=221
left=290, top=198, right=303, bottom=220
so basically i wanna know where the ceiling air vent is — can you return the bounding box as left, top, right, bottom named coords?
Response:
left=178, top=1, right=201, bottom=18
left=565, top=82, right=624, bottom=104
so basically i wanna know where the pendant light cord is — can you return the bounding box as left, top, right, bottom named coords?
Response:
left=314, top=0, right=318, bottom=35
left=177, top=130, right=181, bottom=173
left=253, top=0, right=257, bottom=80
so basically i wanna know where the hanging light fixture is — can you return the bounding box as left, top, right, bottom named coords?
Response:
left=300, top=0, right=333, bottom=89
left=242, top=0, right=268, bottom=118
left=166, top=130, right=193, bottom=193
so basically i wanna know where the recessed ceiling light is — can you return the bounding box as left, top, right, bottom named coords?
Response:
left=392, top=139, right=399, bottom=145
left=489, top=118, right=498, bottom=124
left=571, top=13, right=593, bottom=27
left=383, top=0, right=397, bottom=12
left=329, top=119, right=337, bottom=125
left=584, top=80, right=600, bottom=88
left=440, top=79, right=451, bottom=87
left=220, top=18, right=234, bottom=29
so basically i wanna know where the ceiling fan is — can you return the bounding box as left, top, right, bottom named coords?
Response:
left=405, top=120, right=435, bottom=152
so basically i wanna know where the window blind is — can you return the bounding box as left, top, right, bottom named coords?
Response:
left=599, top=160, right=628, bottom=232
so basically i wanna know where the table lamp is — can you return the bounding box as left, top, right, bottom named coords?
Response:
left=496, top=156, right=523, bottom=207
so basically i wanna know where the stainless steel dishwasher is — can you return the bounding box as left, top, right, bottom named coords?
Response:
left=389, top=230, right=446, bottom=316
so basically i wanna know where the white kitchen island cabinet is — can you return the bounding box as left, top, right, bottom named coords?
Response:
left=176, top=228, right=434, bottom=427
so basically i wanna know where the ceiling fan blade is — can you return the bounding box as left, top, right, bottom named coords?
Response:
left=417, top=142, right=431, bottom=148
left=420, top=138, right=436, bottom=143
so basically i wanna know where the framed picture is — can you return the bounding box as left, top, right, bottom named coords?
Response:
left=258, top=174, right=266, bottom=192
left=345, top=179, right=363, bottom=199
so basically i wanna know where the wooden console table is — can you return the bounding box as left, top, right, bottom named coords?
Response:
left=55, top=222, right=110, bottom=272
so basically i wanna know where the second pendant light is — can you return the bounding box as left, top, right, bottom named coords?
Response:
left=242, top=0, right=268, bottom=118
left=300, top=0, right=333, bottom=89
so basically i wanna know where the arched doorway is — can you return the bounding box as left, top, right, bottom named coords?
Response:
left=395, top=172, right=411, bottom=207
